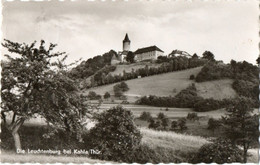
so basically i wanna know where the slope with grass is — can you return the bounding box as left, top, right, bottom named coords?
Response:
left=140, top=127, right=209, bottom=150
left=83, top=67, right=203, bottom=102
left=83, top=66, right=237, bottom=102
left=196, top=79, right=237, bottom=100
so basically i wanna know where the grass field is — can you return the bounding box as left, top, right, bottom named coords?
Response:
left=83, top=67, right=203, bottom=102
left=140, top=128, right=258, bottom=163
left=140, top=127, right=209, bottom=152
left=83, top=67, right=237, bottom=102
left=97, top=103, right=228, bottom=119
left=0, top=150, right=112, bottom=164
left=196, top=79, right=237, bottom=100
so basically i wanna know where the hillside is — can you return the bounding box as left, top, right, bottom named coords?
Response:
left=80, top=61, right=162, bottom=89
left=83, top=67, right=237, bottom=102
left=196, top=79, right=237, bottom=99
left=110, top=61, right=162, bottom=76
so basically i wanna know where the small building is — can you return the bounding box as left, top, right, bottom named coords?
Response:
left=168, top=49, right=191, bottom=58
left=134, top=45, right=164, bottom=62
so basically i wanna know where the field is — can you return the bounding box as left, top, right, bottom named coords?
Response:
left=98, top=103, right=227, bottom=119
left=140, top=127, right=208, bottom=152
left=140, top=127, right=258, bottom=163
left=1, top=150, right=111, bottom=164
left=83, top=67, right=237, bottom=102
left=196, top=79, right=237, bottom=100
left=83, top=67, right=203, bottom=102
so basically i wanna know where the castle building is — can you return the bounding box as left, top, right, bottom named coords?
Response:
left=111, top=34, right=165, bottom=64
left=134, top=45, right=164, bottom=61
left=111, top=33, right=130, bottom=65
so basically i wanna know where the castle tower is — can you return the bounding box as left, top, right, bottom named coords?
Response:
left=123, top=33, right=130, bottom=51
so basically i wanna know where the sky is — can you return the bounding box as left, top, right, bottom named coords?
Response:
left=1, top=0, right=259, bottom=64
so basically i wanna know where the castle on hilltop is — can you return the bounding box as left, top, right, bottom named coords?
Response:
left=111, top=33, right=164, bottom=65
left=111, top=34, right=130, bottom=65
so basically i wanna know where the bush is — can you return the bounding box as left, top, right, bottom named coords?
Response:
left=195, top=62, right=233, bottom=82
left=208, top=118, right=221, bottom=131
left=170, top=121, right=178, bottom=131
left=194, top=98, right=223, bottom=112
left=190, top=138, right=243, bottom=163
left=88, top=91, right=101, bottom=100
left=88, top=106, right=142, bottom=161
left=113, top=82, right=129, bottom=98
left=186, top=112, right=198, bottom=121
left=157, top=112, right=166, bottom=120
left=1, top=124, right=86, bottom=151
left=177, top=118, right=187, bottom=131
left=139, top=112, right=152, bottom=121
left=189, top=74, right=195, bottom=80
left=104, top=92, right=111, bottom=99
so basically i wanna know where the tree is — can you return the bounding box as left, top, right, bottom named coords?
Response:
left=177, top=118, right=187, bottom=131
left=88, top=91, right=101, bottom=100
left=1, top=39, right=88, bottom=150
left=171, top=121, right=178, bottom=131
left=187, top=112, right=198, bottom=121
left=256, top=56, right=260, bottom=65
left=207, top=118, right=221, bottom=134
left=222, top=97, right=259, bottom=163
left=202, top=51, right=215, bottom=61
left=104, top=92, right=111, bottom=99
left=89, top=106, right=142, bottom=161
left=139, top=111, right=152, bottom=121
left=192, top=53, right=199, bottom=59
left=126, top=51, right=135, bottom=63
left=148, top=118, right=156, bottom=129
left=161, top=118, right=169, bottom=130
left=113, top=82, right=129, bottom=98
left=192, top=138, right=243, bottom=163
left=157, top=112, right=166, bottom=120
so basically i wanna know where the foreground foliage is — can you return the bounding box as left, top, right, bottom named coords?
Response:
left=1, top=39, right=88, bottom=150
left=191, top=138, right=243, bottom=163
left=88, top=106, right=142, bottom=161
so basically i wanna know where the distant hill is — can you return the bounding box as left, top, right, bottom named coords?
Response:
left=82, top=67, right=237, bottom=102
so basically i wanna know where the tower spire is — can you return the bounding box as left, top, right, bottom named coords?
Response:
left=123, top=33, right=130, bottom=42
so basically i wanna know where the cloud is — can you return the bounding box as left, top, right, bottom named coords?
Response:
left=2, top=0, right=259, bottom=64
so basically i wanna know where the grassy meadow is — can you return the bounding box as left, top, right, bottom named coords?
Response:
left=83, top=67, right=237, bottom=103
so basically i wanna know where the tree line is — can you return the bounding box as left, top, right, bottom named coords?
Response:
left=84, top=56, right=207, bottom=88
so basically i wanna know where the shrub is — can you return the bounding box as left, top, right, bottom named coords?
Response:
left=189, top=74, right=195, bottom=80
left=104, top=92, right=111, bottom=99
left=88, top=106, right=142, bottom=161
left=88, top=91, right=101, bottom=100
left=177, top=118, right=187, bottom=131
left=148, top=119, right=156, bottom=129
left=194, top=98, right=222, bottom=112
left=139, top=112, right=152, bottom=121
left=208, top=118, right=221, bottom=132
left=190, top=138, right=243, bottom=163
left=195, top=62, right=233, bottom=82
left=157, top=112, right=166, bottom=120
left=170, top=121, right=178, bottom=131
left=113, top=82, right=129, bottom=98
left=186, top=112, right=198, bottom=121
